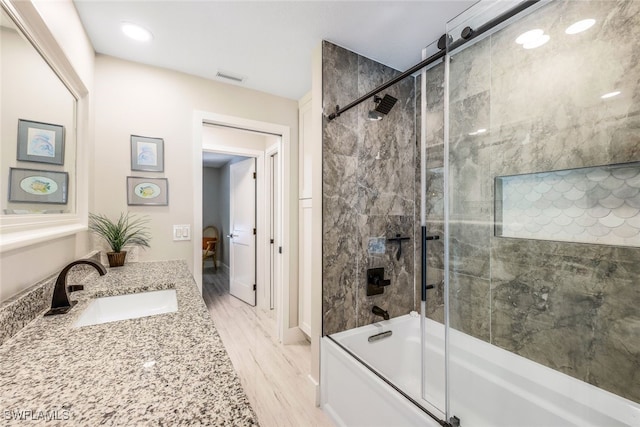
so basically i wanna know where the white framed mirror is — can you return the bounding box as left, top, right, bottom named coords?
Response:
left=0, top=0, right=89, bottom=252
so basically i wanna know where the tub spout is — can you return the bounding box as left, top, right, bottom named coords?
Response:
left=372, top=305, right=389, bottom=321
left=44, top=259, right=107, bottom=316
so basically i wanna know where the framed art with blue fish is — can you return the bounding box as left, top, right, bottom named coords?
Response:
left=127, top=176, right=168, bottom=206
left=17, top=119, right=65, bottom=165
left=131, top=135, right=164, bottom=172
left=8, top=168, right=68, bottom=204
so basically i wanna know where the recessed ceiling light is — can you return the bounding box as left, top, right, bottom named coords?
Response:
left=515, top=29, right=544, bottom=45
left=601, top=91, right=621, bottom=99
left=121, top=22, right=153, bottom=42
left=515, top=29, right=550, bottom=49
left=523, top=34, right=550, bottom=49
left=565, top=19, right=596, bottom=35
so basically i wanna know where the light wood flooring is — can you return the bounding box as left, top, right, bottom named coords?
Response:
left=202, top=265, right=333, bottom=427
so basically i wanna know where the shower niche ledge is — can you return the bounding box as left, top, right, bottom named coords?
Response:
left=495, top=162, right=640, bottom=247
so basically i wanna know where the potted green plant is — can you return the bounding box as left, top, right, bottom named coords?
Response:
left=88, top=212, right=151, bottom=267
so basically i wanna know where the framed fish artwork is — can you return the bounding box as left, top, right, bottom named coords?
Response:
left=127, top=176, right=168, bottom=206
left=8, top=168, right=68, bottom=204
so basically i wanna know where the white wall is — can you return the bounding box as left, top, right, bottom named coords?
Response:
left=33, top=0, right=95, bottom=88
left=202, top=166, right=221, bottom=229
left=0, top=0, right=94, bottom=303
left=93, top=55, right=298, bottom=274
left=202, top=166, right=224, bottom=265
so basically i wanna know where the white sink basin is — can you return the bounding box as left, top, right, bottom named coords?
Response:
left=74, top=289, right=178, bottom=327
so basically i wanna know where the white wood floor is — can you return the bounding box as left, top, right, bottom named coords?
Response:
left=202, top=265, right=333, bottom=427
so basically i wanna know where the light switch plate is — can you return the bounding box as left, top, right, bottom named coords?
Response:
left=173, top=224, right=191, bottom=241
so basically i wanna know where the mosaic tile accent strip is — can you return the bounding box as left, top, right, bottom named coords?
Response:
left=496, top=163, right=640, bottom=246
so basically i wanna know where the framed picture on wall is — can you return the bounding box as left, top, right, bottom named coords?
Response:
left=131, top=135, right=164, bottom=172
left=17, top=119, right=65, bottom=165
left=8, top=167, right=68, bottom=204
left=127, top=176, right=169, bottom=206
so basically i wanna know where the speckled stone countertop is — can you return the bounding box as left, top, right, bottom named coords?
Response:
left=0, top=260, right=257, bottom=426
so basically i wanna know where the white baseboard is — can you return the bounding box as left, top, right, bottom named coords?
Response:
left=308, top=374, right=320, bottom=407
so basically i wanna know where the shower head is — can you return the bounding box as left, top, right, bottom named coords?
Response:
left=368, top=94, right=398, bottom=121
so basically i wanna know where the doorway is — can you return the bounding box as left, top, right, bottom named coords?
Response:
left=193, top=112, right=295, bottom=343
left=202, top=152, right=257, bottom=306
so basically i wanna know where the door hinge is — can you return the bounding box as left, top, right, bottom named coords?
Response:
left=279, top=246, right=282, bottom=254
left=270, top=238, right=274, bottom=244
left=253, top=172, right=256, bottom=179
left=253, top=228, right=256, bottom=235
left=253, top=284, right=256, bottom=291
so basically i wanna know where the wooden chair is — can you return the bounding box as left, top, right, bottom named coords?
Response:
left=202, top=226, right=219, bottom=270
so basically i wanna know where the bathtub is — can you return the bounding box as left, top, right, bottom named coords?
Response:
left=321, top=314, right=640, bottom=427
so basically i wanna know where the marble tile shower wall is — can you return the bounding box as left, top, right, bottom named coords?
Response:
left=322, top=41, right=416, bottom=335
left=445, top=0, right=640, bottom=403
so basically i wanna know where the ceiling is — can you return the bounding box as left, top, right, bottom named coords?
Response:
left=73, top=0, right=476, bottom=100
left=202, top=152, right=246, bottom=168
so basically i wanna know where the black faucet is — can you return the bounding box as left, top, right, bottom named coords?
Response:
left=372, top=305, right=390, bottom=321
left=44, top=259, right=107, bottom=316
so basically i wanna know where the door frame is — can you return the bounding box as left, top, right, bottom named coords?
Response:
left=265, top=142, right=282, bottom=336
left=193, top=111, right=294, bottom=344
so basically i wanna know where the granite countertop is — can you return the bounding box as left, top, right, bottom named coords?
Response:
left=0, top=260, right=257, bottom=426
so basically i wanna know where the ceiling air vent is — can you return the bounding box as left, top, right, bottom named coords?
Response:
left=215, top=70, right=246, bottom=83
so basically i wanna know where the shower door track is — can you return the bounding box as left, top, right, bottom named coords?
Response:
left=327, top=0, right=541, bottom=121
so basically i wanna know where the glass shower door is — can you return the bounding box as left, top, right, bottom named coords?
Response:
left=444, top=0, right=640, bottom=425
left=418, top=38, right=448, bottom=420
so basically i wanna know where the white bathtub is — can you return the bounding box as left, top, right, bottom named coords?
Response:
left=321, top=315, right=640, bottom=427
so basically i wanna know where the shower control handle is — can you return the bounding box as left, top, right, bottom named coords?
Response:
left=373, top=276, right=391, bottom=287
left=367, top=268, right=390, bottom=296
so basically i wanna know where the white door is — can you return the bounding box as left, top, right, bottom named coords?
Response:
left=229, top=157, right=256, bottom=306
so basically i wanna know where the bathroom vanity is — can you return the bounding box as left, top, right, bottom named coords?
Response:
left=0, top=261, right=257, bottom=426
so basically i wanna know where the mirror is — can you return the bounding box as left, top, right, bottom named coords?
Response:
left=0, top=0, right=88, bottom=253
left=1, top=6, right=77, bottom=216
